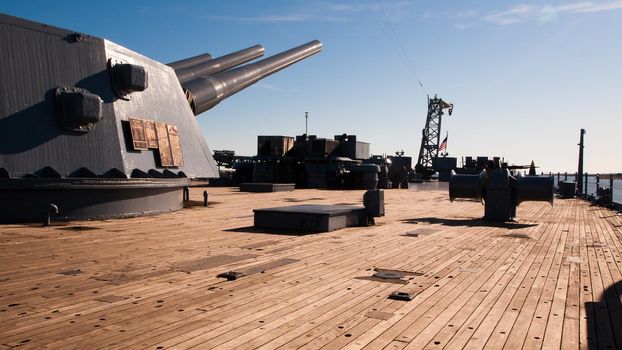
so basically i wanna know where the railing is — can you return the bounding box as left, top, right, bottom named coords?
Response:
left=546, top=172, right=621, bottom=209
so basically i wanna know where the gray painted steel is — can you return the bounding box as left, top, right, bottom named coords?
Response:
left=253, top=204, right=368, bottom=233
left=253, top=189, right=383, bottom=232
left=432, top=157, right=457, bottom=181
left=175, top=45, right=265, bottom=84
left=558, top=181, right=577, bottom=198
left=0, top=13, right=218, bottom=179
left=184, top=40, right=322, bottom=115
left=449, top=169, right=554, bottom=221
left=0, top=13, right=321, bottom=223
left=104, top=40, right=219, bottom=178
left=516, top=175, right=554, bottom=205
left=0, top=178, right=189, bottom=223
left=449, top=171, right=485, bottom=202
left=167, top=52, right=212, bottom=71
left=363, top=189, right=385, bottom=217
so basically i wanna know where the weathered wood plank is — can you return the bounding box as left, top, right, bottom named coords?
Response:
left=0, top=187, right=620, bottom=350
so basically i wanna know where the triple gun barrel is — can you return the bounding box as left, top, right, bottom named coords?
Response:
left=168, top=40, right=323, bottom=115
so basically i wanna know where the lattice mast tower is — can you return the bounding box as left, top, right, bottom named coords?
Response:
left=415, top=95, right=453, bottom=178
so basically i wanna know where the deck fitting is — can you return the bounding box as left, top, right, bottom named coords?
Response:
left=373, top=270, right=405, bottom=280
left=388, top=291, right=415, bottom=301
left=217, top=271, right=246, bottom=281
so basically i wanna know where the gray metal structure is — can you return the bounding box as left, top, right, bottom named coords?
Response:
left=577, top=129, right=586, bottom=196
left=432, top=156, right=457, bottom=181
left=449, top=162, right=554, bottom=221
left=182, top=40, right=322, bottom=115
left=253, top=189, right=384, bottom=232
left=0, top=13, right=322, bottom=223
left=223, top=133, right=378, bottom=189
left=416, top=95, right=453, bottom=179
left=173, top=45, right=265, bottom=84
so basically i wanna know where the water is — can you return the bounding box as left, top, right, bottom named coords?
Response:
left=552, top=175, right=622, bottom=204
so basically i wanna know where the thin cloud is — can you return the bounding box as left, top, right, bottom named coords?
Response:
left=484, top=4, right=539, bottom=25
left=452, top=10, right=479, bottom=19
left=483, top=1, right=622, bottom=25
left=256, top=83, right=292, bottom=92
left=573, top=0, right=622, bottom=11
left=322, top=2, right=368, bottom=13
left=204, top=14, right=346, bottom=23
left=203, top=1, right=414, bottom=24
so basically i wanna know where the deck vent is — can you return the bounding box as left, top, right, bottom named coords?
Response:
left=388, top=291, right=414, bottom=301
left=217, top=271, right=246, bottom=281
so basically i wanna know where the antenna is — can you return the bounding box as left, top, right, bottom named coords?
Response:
left=305, top=111, right=309, bottom=138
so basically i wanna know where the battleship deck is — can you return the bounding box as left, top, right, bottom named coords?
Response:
left=1, top=184, right=621, bottom=349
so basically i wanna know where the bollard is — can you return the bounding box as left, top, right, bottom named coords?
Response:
left=183, top=186, right=189, bottom=202
left=203, top=191, right=208, bottom=207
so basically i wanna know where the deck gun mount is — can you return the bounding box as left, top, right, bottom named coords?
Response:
left=0, top=13, right=322, bottom=223
left=449, top=160, right=554, bottom=221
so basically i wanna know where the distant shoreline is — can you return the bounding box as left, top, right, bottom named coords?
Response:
left=551, top=173, right=622, bottom=180
left=595, top=174, right=622, bottom=180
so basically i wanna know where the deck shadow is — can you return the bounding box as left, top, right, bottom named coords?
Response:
left=183, top=200, right=221, bottom=208
left=403, top=217, right=538, bottom=230
left=224, top=225, right=316, bottom=236
left=281, top=197, right=326, bottom=203
left=586, top=280, right=622, bottom=349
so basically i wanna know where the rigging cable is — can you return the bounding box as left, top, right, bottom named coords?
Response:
left=370, top=0, right=426, bottom=94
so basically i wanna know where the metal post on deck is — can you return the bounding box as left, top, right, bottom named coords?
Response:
left=577, top=128, right=586, bottom=196
left=611, top=177, right=615, bottom=208
left=585, top=172, right=588, bottom=196
left=564, top=172, right=568, bottom=180
left=596, top=174, right=600, bottom=188
left=557, top=172, right=560, bottom=182
left=183, top=186, right=189, bottom=202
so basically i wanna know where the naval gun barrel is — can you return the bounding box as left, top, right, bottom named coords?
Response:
left=182, top=40, right=322, bottom=115
left=175, top=45, right=265, bottom=84
left=167, top=52, right=213, bottom=71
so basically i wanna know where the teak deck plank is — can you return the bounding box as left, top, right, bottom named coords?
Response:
left=0, top=185, right=621, bottom=349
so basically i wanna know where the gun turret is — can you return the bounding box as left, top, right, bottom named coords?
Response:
left=182, top=40, right=322, bottom=115
left=0, top=13, right=322, bottom=222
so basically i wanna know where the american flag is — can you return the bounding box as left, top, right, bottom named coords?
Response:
left=439, top=135, right=448, bottom=153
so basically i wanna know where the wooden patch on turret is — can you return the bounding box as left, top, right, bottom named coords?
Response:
left=128, top=118, right=183, bottom=167
left=167, top=124, right=184, bottom=166
left=129, top=118, right=147, bottom=150
left=155, top=122, right=173, bottom=166
left=144, top=120, right=159, bottom=149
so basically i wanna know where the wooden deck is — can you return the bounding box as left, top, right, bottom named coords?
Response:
left=1, top=184, right=621, bottom=349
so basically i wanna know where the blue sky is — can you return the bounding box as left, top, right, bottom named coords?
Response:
left=2, top=1, right=620, bottom=173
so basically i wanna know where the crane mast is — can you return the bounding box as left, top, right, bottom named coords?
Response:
left=415, top=95, right=453, bottom=179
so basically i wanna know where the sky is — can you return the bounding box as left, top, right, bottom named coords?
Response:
left=1, top=0, right=620, bottom=173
